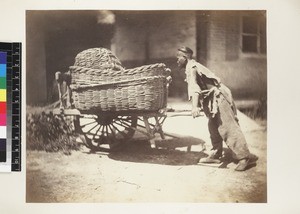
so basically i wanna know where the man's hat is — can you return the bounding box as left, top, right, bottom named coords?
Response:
left=178, top=46, right=193, bottom=56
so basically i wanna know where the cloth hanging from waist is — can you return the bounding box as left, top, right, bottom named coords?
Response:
left=201, top=84, right=234, bottom=118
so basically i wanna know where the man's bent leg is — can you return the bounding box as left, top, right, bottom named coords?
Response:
left=208, top=117, right=223, bottom=158
left=198, top=116, right=223, bottom=164
left=217, top=96, right=250, bottom=161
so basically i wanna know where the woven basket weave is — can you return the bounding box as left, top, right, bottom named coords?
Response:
left=74, top=48, right=124, bottom=70
left=70, top=63, right=170, bottom=85
left=71, top=76, right=168, bottom=112
left=70, top=48, right=170, bottom=112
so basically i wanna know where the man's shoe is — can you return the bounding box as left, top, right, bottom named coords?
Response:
left=235, top=158, right=250, bottom=171
left=235, top=154, right=258, bottom=171
left=198, top=157, right=221, bottom=164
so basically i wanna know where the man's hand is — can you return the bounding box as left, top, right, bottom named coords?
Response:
left=191, top=107, right=202, bottom=118
left=191, top=91, right=201, bottom=118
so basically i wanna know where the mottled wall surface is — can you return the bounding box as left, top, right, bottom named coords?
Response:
left=112, top=13, right=147, bottom=64
left=206, top=11, right=267, bottom=99
left=27, top=11, right=267, bottom=104
left=148, top=11, right=196, bottom=59
left=113, top=11, right=196, bottom=97
left=113, top=11, right=196, bottom=62
left=26, top=12, right=48, bottom=104
left=113, top=11, right=267, bottom=99
left=26, top=11, right=113, bottom=104
left=208, top=58, right=267, bottom=99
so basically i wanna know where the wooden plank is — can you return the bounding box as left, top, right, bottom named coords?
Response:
left=52, top=108, right=81, bottom=116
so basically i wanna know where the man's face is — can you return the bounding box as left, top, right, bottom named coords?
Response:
left=176, top=51, right=187, bottom=69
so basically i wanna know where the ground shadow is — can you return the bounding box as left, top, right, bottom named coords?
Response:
left=107, top=135, right=208, bottom=166
left=83, top=132, right=258, bottom=169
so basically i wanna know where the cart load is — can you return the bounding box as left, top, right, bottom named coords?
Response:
left=55, top=48, right=172, bottom=151
left=68, top=48, right=171, bottom=112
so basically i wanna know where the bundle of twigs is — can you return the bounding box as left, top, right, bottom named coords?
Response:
left=26, top=106, right=81, bottom=154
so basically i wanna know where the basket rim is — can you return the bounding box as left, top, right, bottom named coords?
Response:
left=70, top=75, right=167, bottom=91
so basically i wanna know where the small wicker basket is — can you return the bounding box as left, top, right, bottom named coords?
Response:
left=69, top=48, right=171, bottom=112
left=74, top=48, right=124, bottom=70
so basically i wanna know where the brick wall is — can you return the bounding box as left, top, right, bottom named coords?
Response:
left=205, top=11, right=267, bottom=99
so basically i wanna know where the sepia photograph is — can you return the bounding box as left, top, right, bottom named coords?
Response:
left=26, top=10, right=267, bottom=203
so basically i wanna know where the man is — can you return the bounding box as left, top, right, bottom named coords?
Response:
left=176, top=46, right=256, bottom=171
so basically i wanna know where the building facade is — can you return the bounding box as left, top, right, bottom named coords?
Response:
left=26, top=10, right=267, bottom=104
left=112, top=10, right=267, bottom=99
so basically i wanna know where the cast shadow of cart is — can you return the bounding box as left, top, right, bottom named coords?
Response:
left=107, top=134, right=208, bottom=166
left=107, top=135, right=257, bottom=170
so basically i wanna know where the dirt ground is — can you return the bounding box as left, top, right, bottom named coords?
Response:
left=26, top=104, right=267, bottom=203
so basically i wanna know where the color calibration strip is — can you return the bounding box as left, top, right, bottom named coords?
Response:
left=0, top=42, right=21, bottom=172
left=0, top=52, right=7, bottom=164
left=11, top=43, right=21, bottom=171
left=0, top=50, right=10, bottom=172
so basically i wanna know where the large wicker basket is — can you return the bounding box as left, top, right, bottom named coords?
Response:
left=71, top=76, right=168, bottom=112
left=69, top=48, right=171, bottom=112
left=70, top=63, right=170, bottom=85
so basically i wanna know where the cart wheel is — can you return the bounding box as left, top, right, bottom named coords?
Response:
left=74, top=114, right=137, bottom=152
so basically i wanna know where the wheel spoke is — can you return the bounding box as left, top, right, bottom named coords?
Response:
left=119, top=116, right=133, bottom=123
left=105, top=125, right=108, bottom=135
left=105, top=125, right=116, bottom=144
left=118, top=119, right=133, bottom=128
left=92, top=125, right=102, bottom=140
left=115, top=121, right=132, bottom=132
left=77, top=114, right=137, bottom=151
left=158, top=116, right=166, bottom=124
left=137, top=117, right=155, bottom=128
left=78, top=115, right=97, bottom=119
left=111, top=124, right=128, bottom=139
left=80, top=120, right=98, bottom=128
left=114, top=119, right=128, bottom=131
left=96, top=125, right=106, bottom=146
left=108, top=125, right=117, bottom=139
left=101, top=125, right=105, bottom=136
left=136, top=123, right=146, bottom=129
left=85, top=123, right=99, bottom=134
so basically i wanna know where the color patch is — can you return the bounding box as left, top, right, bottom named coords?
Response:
left=0, top=139, right=5, bottom=150
left=0, top=64, right=6, bottom=77
left=0, top=102, right=5, bottom=113
left=0, top=89, right=6, bottom=101
left=0, top=54, right=6, bottom=64
left=0, top=138, right=6, bottom=162
left=0, top=126, right=6, bottom=138
left=0, top=114, right=6, bottom=126
left=0, top=77, right=5, bottom=88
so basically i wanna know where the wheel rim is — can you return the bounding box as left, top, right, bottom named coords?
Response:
left=74, top=114, right=137, bottom=151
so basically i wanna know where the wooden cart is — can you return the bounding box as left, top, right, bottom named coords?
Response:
left=54, top=67, right=174, bottom=152
left=53, top=48, right=183, bottom=152
left=53, top=107, right=168, bottom=152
